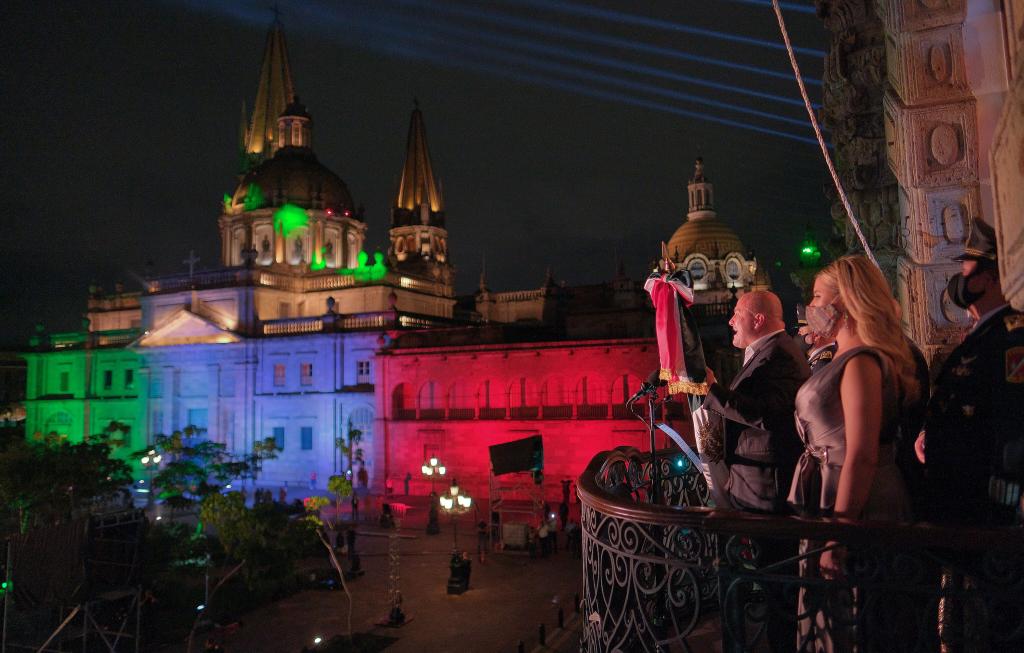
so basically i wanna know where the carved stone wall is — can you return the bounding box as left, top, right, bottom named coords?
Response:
left=817, top=0, right=903, bottom=281
left=877, top=0, right=979, bottom=360
left=820, top=1, right=1020, bottom=356
left=993, top=0, right=1024, bottom=311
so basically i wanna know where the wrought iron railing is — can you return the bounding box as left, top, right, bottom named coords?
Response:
left=577, top=446, right=1024, bottom=653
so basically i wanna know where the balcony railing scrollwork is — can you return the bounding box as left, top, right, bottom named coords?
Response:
left=578, top=446, right=1024, bottom=653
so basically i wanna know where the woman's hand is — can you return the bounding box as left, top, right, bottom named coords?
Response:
left=819, top=541, right=846, bottom=580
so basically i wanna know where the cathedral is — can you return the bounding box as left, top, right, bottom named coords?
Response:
left=22, top=19, right=768, bottom=499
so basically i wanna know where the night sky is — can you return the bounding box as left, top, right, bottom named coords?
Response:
left=1, top=0, right=829, bottom=347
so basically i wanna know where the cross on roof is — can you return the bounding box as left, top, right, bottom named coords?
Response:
left=183, top=250, right=200, bottom=278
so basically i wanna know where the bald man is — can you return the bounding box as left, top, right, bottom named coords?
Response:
left=703, top=291, right=811, bottom=513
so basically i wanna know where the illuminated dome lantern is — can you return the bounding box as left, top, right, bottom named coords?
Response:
left=664, top=158, right=770, bottom=302
left=219, top=94, right=365, bottom=270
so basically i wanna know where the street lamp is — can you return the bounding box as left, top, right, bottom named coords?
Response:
left=420, top=456, right=446, bottom=495
left=439, top=481, right=473, bottom=550
left=440, top=482, right=474, bottom=595
left=139, top=449, right=162, bottom=506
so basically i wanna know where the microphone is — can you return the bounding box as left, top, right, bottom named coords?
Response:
left=626, top=370, right=667, bottom=404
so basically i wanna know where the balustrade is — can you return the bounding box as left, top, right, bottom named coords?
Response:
left=577, top=446, right=1024, bottom=653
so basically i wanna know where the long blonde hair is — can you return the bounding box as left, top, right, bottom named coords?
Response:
left=818, top=255, right=919, bottom=404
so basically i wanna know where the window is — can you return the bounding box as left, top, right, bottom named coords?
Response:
left=356, top=360, right=371, bottom=384
left=124, top=369, right=135, bottom=390
left=278, top=302, right=291, bottom=318
left=301, top=426, right=313, bottom=450
left=59, top=371, right=70, bottom=393
left=103, top=370, right=113, bottom=390
left=273, top=363, right=286, bottom=387
left=726, top=258, right=742, bottom=280
left=187, top=408, right=208, bottom=430
left=689, top=259, right=707, bottom=281
left=300, top=362, right=313, bottom=385
left=273, top=426, right=285, bottom=451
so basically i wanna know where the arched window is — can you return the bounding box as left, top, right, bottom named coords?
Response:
left=541, top=376, right=569, bottom=406
left=508, top=377, right=537, bottom=407
left=726, top=258, right=742, bottom=281
left=347, top=406, right=373, bottom=457
left=574, top=376, right=608, bottom=405
left=610, top=374, right=644, bottom=418
left=392, top=383, right=414, bottom=419
left=418, top=381, right=443, bottom=419
left=477, top=380, right=506, bottom=419
left=508, top=377, right=538, bottom=420
left=447, top=382, right=474, bottom=419
left=689, top=259, right=707, bottom=281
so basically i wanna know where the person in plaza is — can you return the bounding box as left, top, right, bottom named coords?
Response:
left=476, top=520, right=489, bottom=563
left=787, top=254, right=918, bottom=651
left=309, top=470, right=317, bottom=490
left=403, top=471, right=412, bottom=496
left=700, top=289, right=809, bottom=652
left=918, top=218, right=1024, bottom=526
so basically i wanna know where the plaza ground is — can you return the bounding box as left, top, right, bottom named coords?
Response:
left=160, top=493, right=584, bottom=653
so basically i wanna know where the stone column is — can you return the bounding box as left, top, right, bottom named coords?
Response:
left=817, top=1, right=902, bottom=277
left=879, top=0, right=977, bottom=361
left=990, top=1, right=1024, bottom=310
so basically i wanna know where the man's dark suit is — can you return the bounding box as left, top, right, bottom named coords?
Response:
left=703, top=331, right=811, bottom=513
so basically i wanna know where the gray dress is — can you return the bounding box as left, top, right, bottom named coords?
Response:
left=788, top=346, right=911, bottom=521
left=788, top=347, right=912, bottom=652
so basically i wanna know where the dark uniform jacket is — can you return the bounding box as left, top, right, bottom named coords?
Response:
left=703, top=332, right=811, bottom=513
left=808, top=342, right=838, bottom=374
left=924, top=305, right=1024, bottom=525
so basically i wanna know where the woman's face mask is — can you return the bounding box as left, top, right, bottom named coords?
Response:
left=805, top=302, right=842, bottom=339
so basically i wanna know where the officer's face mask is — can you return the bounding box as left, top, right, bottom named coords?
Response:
left=805, top=302, right=842, bottom=339
left=946, top=266, right=987, bottom=310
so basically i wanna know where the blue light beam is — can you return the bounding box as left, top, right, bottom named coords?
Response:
left=374, top=8, right=818, bottom=110
left=390, top=0, right=822, bottom=86
left=497, top=0, right=825, bottom=57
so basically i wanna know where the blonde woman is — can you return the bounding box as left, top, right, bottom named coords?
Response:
left=787, top=255, right=919, bottom=650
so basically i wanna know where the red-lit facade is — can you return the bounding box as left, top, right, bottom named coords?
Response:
left=373, top=327, right=693, bottom=501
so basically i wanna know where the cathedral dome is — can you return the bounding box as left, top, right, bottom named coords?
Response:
left=231, top=147, right=355, bottom=214
left=667, top=217, right=746, bottom=261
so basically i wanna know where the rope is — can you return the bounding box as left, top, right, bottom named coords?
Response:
left=769, top=0, right=880, bottom=269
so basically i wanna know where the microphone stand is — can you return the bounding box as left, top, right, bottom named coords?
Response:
left=628, top=389, right=662, bottom=506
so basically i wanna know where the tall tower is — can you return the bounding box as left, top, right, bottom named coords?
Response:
left=388, top=104, right=452, bottom=285
left=240, top=16, right=295, bottom=172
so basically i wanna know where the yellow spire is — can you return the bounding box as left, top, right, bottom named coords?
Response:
left=395, top=104, right=443, bottom=213
left=245, top=18, right=295, bottom=161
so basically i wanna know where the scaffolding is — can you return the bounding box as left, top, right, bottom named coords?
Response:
left=2, top=508, right=145, bottom=653
left=488, top=471, right=545, bottom=552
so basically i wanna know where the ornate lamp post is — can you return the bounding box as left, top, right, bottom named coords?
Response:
left=139, top=448, right=162, bottom=506
left=439, top=480, right=473, bottom=550
left=440, top=481, right=473, bottom=594
left=420, top=456, right=446, bottom=495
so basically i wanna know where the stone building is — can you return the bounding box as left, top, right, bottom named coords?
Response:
left=21, top=16, right=778, bottom=497
left=817, top=0, right=1023, bottom=360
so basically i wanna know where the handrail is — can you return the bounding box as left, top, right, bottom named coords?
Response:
left=576, top=447, right=1024, bottom=553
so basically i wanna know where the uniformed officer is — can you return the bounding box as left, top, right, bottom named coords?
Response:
left=805, top=333, right=837, bottom=374
left=918, top=218, right=1024, bottom=525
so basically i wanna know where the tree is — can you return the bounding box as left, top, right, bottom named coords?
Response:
left=335, top=426, right=363, bottom=477
left=328, top=474, right=353, bottom=525
left=137, top=426, right=276, bottom=509
left=0, top=422, right=132, bottom=534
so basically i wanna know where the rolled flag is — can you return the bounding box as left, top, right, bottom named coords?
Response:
left=643, top=268, right=709, bottom=396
